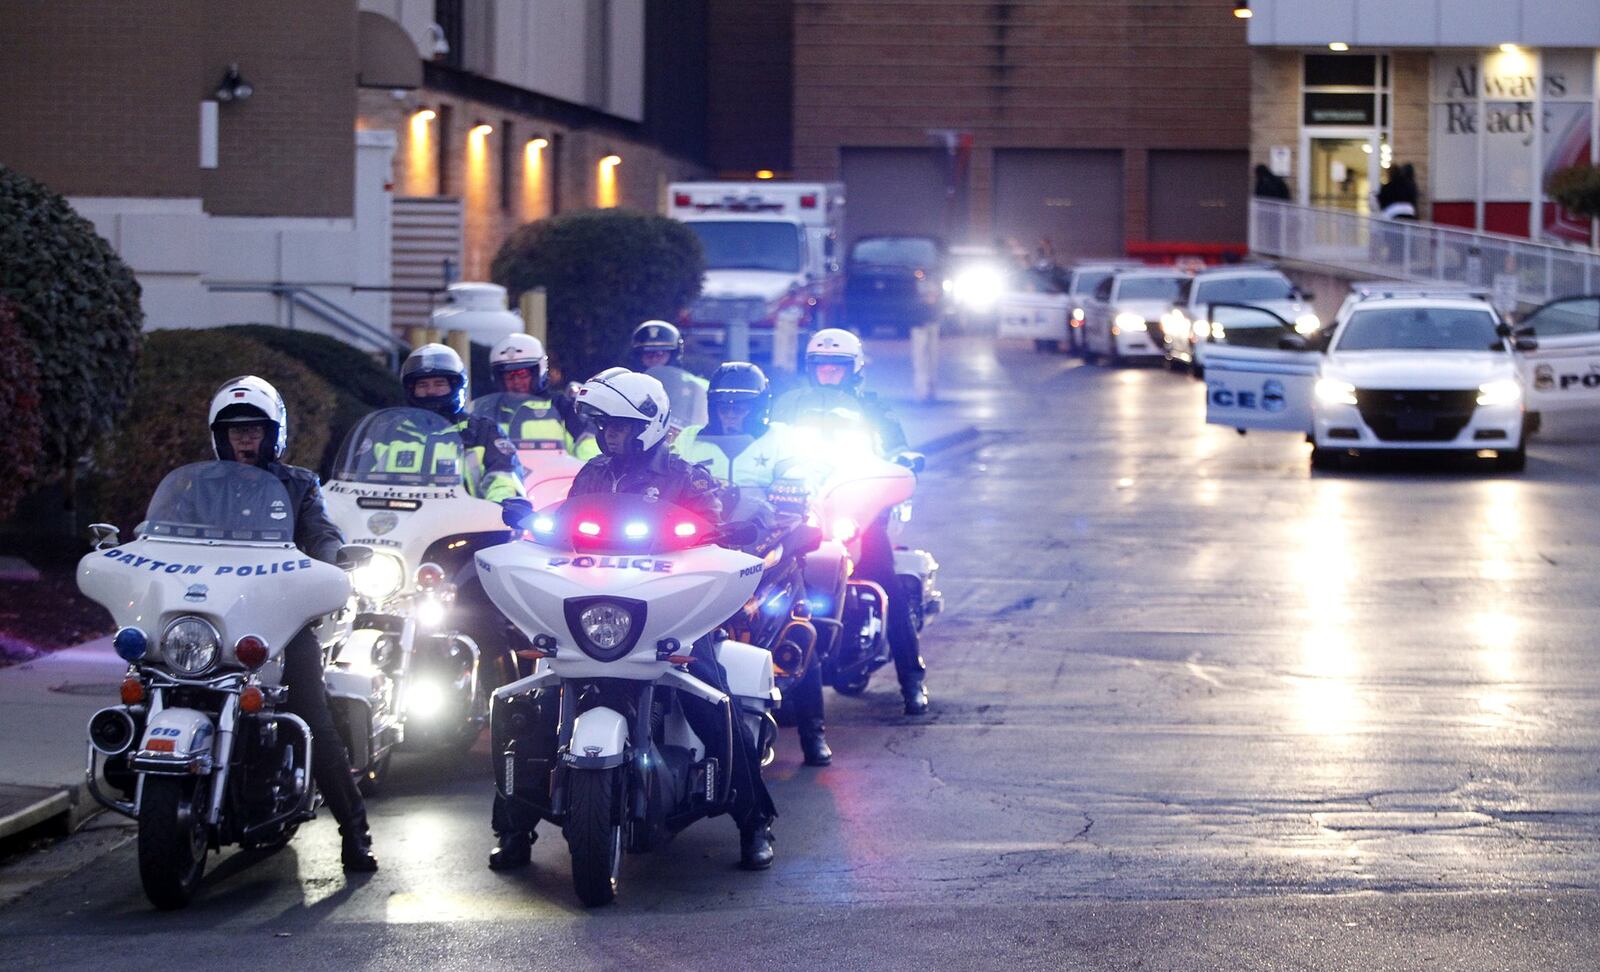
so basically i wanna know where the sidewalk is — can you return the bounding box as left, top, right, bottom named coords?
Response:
left=0, top=636, right=125, bottom=839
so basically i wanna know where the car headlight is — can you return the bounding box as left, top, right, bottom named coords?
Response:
left=1192, top=319, right=1212, bottom=340
left=1477, top=378, right=1522, bottom=407
left=352, top=552, right=405, bottom=600
left=1314, top=378, right=1358, bottom=406
left=1295, top=313, right=1322, bottom=335
left=161, top=617, right=220, bottom=675
left=1114, top=311, right=1146, bottom=333
left=565, top=598, right=645, bottom=662
left=1160, top=310, right=1187, bottom=339
left=952, top=267, right=1004, bottom=311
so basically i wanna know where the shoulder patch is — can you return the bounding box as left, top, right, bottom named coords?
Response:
left=495, top=438, right=516, bottom=455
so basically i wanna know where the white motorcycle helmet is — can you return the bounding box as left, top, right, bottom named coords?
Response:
left=805, top=328, right=865, bottom=387
left=489, top=333, right=548, bottom=394
left=575, top=370, right=672, bottom=458
left=208, top=375, right=288, bottom=465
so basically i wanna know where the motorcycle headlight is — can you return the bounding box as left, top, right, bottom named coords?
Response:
left=565, top=598, right=646, bottom=662
left=161, top=617, right=220, bottom=675
left=1314, top=378, right=1358, bottom=406
left=1114, top=311, right=1146, bottom=333
left=352, top=553, right=405, bottom=600
left=1477, top=378, right=1522, bottom=407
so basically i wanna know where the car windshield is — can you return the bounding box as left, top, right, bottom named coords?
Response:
left=144, top=461, right=296, bottom=544
left=686, top=221, right=803, bottom=273
left=333, top=407, right=471, bottom=487
left=1117, top=276, right=1186, bottom=300
left=469, top=393, right=567, bottom=449
left=1195, top=275, right=1294, bottom=304
left=851, top=237, right=940, bottom=267
left=1069, top=270, right=1113, bottom=296
left=1336, top=307, right=1503, bottom=352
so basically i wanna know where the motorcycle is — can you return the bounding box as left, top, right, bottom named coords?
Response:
left=468, top=392, right=585, bottom=510
left=476, top=493, right=775, bottom=907
left=786, top=411, right=943, bottom=697
left=79, top=461, right=363, bottom=909
left=322, top=407, right=515, bottom=779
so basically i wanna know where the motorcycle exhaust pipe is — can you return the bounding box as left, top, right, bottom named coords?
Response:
left=87, top=705, right=138, bottom=757
left=772, top=618, right=818, bottom=675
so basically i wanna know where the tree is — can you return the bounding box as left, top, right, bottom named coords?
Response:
left=1547, top=164, right=1600, bottom=222
left=491, top=209, right=703, bottom=383
left=0, top=300, right=44, bottom=520
left=0, top=165, right=143, bottom=479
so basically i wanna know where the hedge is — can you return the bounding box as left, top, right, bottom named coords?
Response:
left=1548, top=164, right=1600, bottom=221
left=0, top=300, right=44, bottom=520
left=490, top=208, right=703, bottom=384
left=95, top=330, right=337, bottom=533
left=0, top=165, right=143, bottom=478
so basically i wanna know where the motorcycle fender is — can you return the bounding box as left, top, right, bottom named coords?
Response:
left=564, top=706, right=629, bottom=769
left=803, top=540, right=848, bottom=597
left=138, top=707, right=217, bottom=760
left=324, top=667, right=382, bottom=706
left=714, top=639, right=778, bottom=704
left=892, top=546, right=938, bottom=580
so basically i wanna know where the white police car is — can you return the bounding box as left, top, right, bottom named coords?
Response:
left=1081, top=267, right=1190, bottom=364
left=1159, top=266, right=1319, bottom=376
left=1202, top=292, right=1535, bottom=470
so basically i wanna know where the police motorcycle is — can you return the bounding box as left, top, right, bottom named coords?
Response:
left=476, top=493, right=775, bottom=906
left=321, top=407, right=511, bottom=773
left=468, top=392, right=584, bottom=510
left=786, top=410, right=943, bottom=696
left=79, top=461, right=365, bottom=909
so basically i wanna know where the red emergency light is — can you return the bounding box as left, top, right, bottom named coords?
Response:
left=674, top=193, right=691, bottom=207
left=800, top=194, right=817, bottom=209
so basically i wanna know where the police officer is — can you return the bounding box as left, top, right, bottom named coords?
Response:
left=489, top=371, right=779, bottom=871
left=771, top=329, right=930, bottom=716
left=481, top=333, right=589, bottom=454
left=674, top=365, right=832, bottom=767
left=206, top=376, right=378, bottom=872
left=630, top=320, right=708, bottom=432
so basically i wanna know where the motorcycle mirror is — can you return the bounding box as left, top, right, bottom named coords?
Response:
left=714, top=521, right=762, bottom=548
left=1514, top=336, right=1540, bottom=352
left=1495, top=322, right=1513, bottom=338
left=893, top=451, right=926, bottom=474
left=793, top=524, right=824, bottom=555
left=337, top=544, right=374, bottom=570
left=86, top=522, right=120, bottom=550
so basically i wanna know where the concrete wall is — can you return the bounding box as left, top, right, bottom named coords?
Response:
left=1249, top=0, right=1600, bottom=47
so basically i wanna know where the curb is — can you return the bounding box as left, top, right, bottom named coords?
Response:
left=0, top=789, right=70, bottom=842
left=913, top=425, right=981, bottom=456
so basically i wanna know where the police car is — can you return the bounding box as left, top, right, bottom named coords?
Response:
left=1080, top=267, right=1190, bottom=364
left=1159, top=265, right=1319, bottom=376
left=1202, top=290, right=1539, bottom=471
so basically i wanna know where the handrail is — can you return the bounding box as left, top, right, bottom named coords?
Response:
left=1249, top=199, right=1600, bottom=311
left=207, top=282, right=408, bottom=366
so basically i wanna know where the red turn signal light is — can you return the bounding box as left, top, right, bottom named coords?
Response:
left=235, top=635, right=268, bottom=670
left=240, top=685, right=265, bottom=714
left=120, top=677, right=144, bottom=706
left=416, top=562, right=446, bottom=590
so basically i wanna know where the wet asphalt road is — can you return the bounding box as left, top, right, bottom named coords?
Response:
left=6, top=336, right=1600, bottom=969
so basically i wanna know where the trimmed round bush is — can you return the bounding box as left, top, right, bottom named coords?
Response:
left=0, top=300, right=44, bottom=521
left=491, top=208, right=703, bottom=384
left=0, top=165, right=143, bottom=478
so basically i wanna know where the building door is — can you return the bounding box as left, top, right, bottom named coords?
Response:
left=1147, top=149, right=1248, bottom=242
left=993, top=149, right=1123, bottom=260
left=839, top=147, right=950, bottom=245
left=1303, top=131, right=1385, bottom=214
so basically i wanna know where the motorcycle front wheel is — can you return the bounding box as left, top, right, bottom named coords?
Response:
left=137, top=777, right=210, bottom=910
left=563, top=768, right=625, bottom=907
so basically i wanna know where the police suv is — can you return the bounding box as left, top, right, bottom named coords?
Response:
left=1202, top=289, right=1537, bottom=470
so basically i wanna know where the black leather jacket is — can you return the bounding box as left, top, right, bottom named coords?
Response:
left=569, top=446, right=723, bottom=522
left=265, top=461, right=345, bottom=564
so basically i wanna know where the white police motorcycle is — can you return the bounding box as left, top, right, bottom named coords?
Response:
left=476, top=493, right=773, bottom=907
left=79, top=461, right=363, bottom=909
left=322, top=407, right=515, bottom=775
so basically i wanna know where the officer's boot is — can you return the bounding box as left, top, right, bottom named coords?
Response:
left=739, top=821, right=775, bottom=871
left=798, top=717, right=832, bottom=767
left=488, top=830, right=534, bottom=871
left=340, top=818, right=379, bottom=873
left=901, top=675, right=930, bottom=716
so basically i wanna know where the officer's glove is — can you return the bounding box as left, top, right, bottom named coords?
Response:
left=501, top=497, right=534, bottom=531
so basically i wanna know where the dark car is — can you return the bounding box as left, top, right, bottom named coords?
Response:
left=842, top=235, right=948, bottom=337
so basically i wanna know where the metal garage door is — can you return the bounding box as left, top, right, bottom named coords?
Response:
left=840, top=147, right=951, bottom=245
left=993, top=149, right=1124, bottom=260
left=1147, top=150, right=1248, bottom=243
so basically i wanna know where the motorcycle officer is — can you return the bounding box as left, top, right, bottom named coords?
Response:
left=481, top=333, right=590, bottom=455
left=629, top=320, right=708, bottom=432
left=770, top=329, right=930, bottom=716
left=206, top=376, right=378, bottom=872
left=395, top=343, right=528, bottom=687
left=489, top=370, right=779, bottom=872
left=674, top=364, right=833, bottom=767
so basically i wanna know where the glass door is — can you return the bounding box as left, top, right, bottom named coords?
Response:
left=1307, top=136, right=1377, bottom=213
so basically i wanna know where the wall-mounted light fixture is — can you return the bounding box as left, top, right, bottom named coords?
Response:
left=414, top=107, right=437, bottom=122
left=599, top=153, right=622, bottom=168
left=214, top=63, right=253, bottom=102
left=471, top=121, right=494, bottom=137
left=1233, top=1, right=1251, bottom=19
left=529, top=136, right=550, bottom=150
left=755, top=169, right=775, bottom=180
left=1328, top=42, right=1350, bottom=52
left=1498, top=43, right=1521, bottom=54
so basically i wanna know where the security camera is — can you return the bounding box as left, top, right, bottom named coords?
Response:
left=426, top=22, right=450, bottom=59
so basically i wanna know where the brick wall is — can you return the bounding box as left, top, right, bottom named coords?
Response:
left=792, top=0, right=1251, bottom=244
left=1391, top=52, right=1432, bottom=220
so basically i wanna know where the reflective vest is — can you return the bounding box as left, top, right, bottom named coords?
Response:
left=672, top=423, right=797, bottom=489
left=370, top=417, right=522, bottom=503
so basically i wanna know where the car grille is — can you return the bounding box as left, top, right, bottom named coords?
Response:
left=1354, top=388, right=1478, bottom=442
left=846, top=275, right=917, bottom=302
left=689, top=296, right=767, bottom=325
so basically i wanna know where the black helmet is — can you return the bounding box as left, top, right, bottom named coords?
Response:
left=401, top=343, right=468, bottom=417
left=706, top=362, right=770, bottom=436
left=630, top=320, right=683, bottom=368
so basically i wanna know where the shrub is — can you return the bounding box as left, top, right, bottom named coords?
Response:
left=217, top=325, right=405, bottom=476
left=0, top=300, right=44, bottom=521
left=0, top=165, right=143, bottom=478
left=95, top=330, right=337, bottom=533
left=1547, top=164, right=1600, bottom=221
left=490, top=208, right=703, bottom=383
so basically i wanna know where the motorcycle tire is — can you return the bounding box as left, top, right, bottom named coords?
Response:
left=564, top=768, right=625, bottom=907
left=138, top=777, right=210, bottom=910
left=239, top=822, right=299, bottom=854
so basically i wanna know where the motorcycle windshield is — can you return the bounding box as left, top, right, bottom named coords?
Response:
left=333, top=407, right=470, bottom=488
left=143, top=461, right=296, bottom=544
left=469, top=393, right=568, bottom=451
